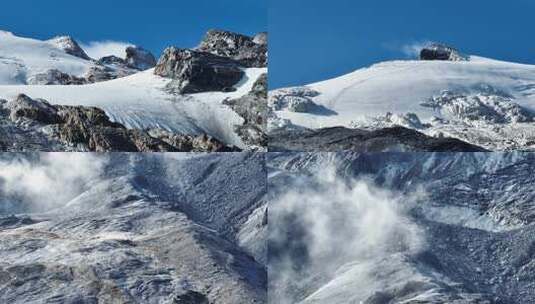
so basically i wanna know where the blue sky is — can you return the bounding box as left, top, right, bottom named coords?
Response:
left=0, top=0, right=266, bottom=57
left=270, top=0, right=535, bottom=88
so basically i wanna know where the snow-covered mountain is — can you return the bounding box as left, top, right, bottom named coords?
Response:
left=269, top=44, right=535, bottom=151
left=0, top=153, right=267, bottom=303
left=0, top=30, right=267, bottom=151
left=268, top=152, right=535, bottom=303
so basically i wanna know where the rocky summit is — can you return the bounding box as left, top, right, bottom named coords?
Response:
left=198, top=29, right=268, bottom=68
left=47, top=35, right=91, bottom=60
left=420, top=43, right=468, bottom=61
left=154, top=47, right=244, bottom=94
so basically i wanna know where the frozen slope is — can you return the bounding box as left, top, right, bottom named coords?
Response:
left=0, top=30, right=92, bottom=84
left=0, top=66, right=266, bottom=148
left=270, top=56, right=535, bottom=150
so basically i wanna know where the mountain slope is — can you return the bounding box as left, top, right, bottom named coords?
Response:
left=269, top=53, right=535, bottom=151
left=0, top=30, right=268, bottom=150
left=0, top=31, right=93, bottom=84
left=0, top=153, right=267, bottom=303
left=268, top=152, right=535, bottom=303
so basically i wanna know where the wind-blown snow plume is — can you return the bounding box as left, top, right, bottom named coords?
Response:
left=80, top=40, right=133, bottom=59
left=401, top=40, right=433, bottom=58
left=269, top=168, right=424, bottom=303
left=0, top=154, right=107, bottom=213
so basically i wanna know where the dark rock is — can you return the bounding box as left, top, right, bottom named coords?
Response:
left=268, top=126, right=488, bottom=152
left=154, top=130, right=240, bottom=152
left=125, top=46, right=157, bottom=70
left=420, top=43, right=468, bottom=61
left=6, top=94, right=61, bottom=124
left=54, top=105, right=124, bottom=145
left=173, top=290, right=209, bottom=303
left=87, top=128, right=176, bottom=152
left=197, top=29, right=267, bottom=68
left=97, top=55, right=126, bottom=66
left=48, top=36, right=91, bottom=60
left=154, top=47, right=244, bottom=94
left=0, top=95, right=239, bottom=152
left=224, top=73, right=267, bottom=148
left=27, top=69, right=87, bottom=85
left=85, top=64, right=134, bottom=83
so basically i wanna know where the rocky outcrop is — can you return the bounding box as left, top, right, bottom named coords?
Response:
left=125, top=46, right=157, bottom=70
left=148, top=129, right=239, bottom=152
left=27, top=69, right=87, bottom=85
left=268, top=125, right=487, bottom=152
left=0, top=94, right=237, bottom=152
left=253, top=32, right=268, bottom=45
left=5, top=94, right=61, bottom=124
left=48, top=36, right=91, bottom=60
left=269, top=87, right=321, bottom=111
left=154, top=47, right=244, bottom=94
left=197, top=29, right=267, bottom=68
left=421, top=89, right=534, bottom=123
left=224, top=73, right=268, bottom=148
left=420, top=43, right=468, bottom=61
left=97, top=55, right=126, bottom=66
left=85, top=64, right=136, bottom=83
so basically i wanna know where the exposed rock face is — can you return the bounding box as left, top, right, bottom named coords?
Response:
left=268, top=125, right=487, bottom=152
left=154, top=47, right=244, bottom=94
left=47, top=36, right=91, bottom=60
left=224, top=73, right=268, bottom=149
left=85, top=64, right=135, bottom=83
left=0, top=94, right=237, bottom=152
left=198, top=29, right=267, bottom=68
left=421, top=89, right=534, bottom=123
left=148, top=129, right=239, bottom=152
left=125, top=46, right=157, bottom=70
left=253, top=32, right=268, bottom=45
left=27, top=69, right=87, bottom=85
left=269, top=87, right=321, bottom=111
left=5, top=94, right=61, bottom=124
left=420, top=43, right=468, bottom=61
left=97, top=55, right=126, bottom=66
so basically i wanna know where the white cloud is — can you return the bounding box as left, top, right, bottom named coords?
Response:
left=269, top=168, right=424, bottom=303
left=0, top=154, right=107, bottom=213
left=80, top=40, right=134, bottom=59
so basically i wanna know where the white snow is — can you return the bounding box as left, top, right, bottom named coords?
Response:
left=0, top=30, right=93, bottom=84
left=270, top=56, right=535, bottom=150
left=0, top=31, right=266, bottom=148
left=0, top=67, right=265, bottom=148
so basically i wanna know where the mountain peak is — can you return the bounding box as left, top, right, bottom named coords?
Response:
left=197, top=29, right=267, bottom=68
left=419, top=43, right=468, bottom=61
left=48, top=35, right=91, bottom=60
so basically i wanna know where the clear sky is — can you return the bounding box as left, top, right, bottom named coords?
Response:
left=270, top=0, right=535, bottom=88
left=0, top=0, right=266, bottom=57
